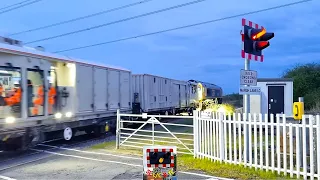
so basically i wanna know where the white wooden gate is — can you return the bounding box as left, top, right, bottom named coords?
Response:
left=116, top=109, right=195, bottom=155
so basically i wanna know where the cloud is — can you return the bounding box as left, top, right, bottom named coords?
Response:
left=0, top=0, right=319, bottom=94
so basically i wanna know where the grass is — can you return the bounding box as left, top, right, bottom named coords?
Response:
left=89, top=137, right=292, bottom=180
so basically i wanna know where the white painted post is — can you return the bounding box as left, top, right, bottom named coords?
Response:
left=309, top=115, right=315, bottom=179
left=296, top=124, right=301, bottom=178
left=276, top=114, right=281, bottom=174
left=238, top=113, right=242, bottom=163
left=219, top=112, right=225, bottom=162
left=243, top=113, right=248, bottom=166
left=264, top=114, right=269, bottom=171
left=271, top=114, right=275, bottom=172
left=213, top=114, right=216, bottom=159
left=259, top=114, right=263, bottom=169
left=229, top=113, right=232, bottom=162
left=317, top=115, right=320, bottom=179
left=205, top=119, right=208, bottom=158
left=116, top=109, right=120, bottom=149
left=224, top=113, right=227, bottom=161
left=289, top=123, right=293, bottom=178
left=254, top=114, right=257, bottom=169
left=152, top=119, right=155, bottom=145
left=249, top=114, right=252, bottom=168
left=283, top=114, right=287, bottom=176
left=302, top=115, right=307, bottom=179
left=207, top=118, right=211, bottom=159
left=199, top=115, right=202, bottom=158
left=210, top=114, right=213, bottom=161
left=193, top=110, right=198, bottom=158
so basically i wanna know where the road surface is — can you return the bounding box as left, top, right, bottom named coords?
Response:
left=0, top=134, right=227, bottom=180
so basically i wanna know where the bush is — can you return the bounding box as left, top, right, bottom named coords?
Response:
left=282, top=63, right=320, bottom=110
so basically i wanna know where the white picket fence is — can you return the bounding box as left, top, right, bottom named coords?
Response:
left=194, top=112, right=320, bottom=179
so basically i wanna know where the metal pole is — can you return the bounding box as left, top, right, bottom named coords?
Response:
left=298, top=97, right=304, bottom=103
left=244, top=58, right=250, bottom=161
left=298, top=97, right=303, bottom=165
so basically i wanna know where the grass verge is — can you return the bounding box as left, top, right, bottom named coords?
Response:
left=89, top=140, right=292, bottom=180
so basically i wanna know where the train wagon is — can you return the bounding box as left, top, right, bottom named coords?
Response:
left=0, top=37, right=132, bottom=151
left=171, top=79, right=189, bottom=114
left=132, top=74, right=189, bottom=115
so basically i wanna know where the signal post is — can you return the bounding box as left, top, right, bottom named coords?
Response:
left=240, top=18, right=274, bottom=161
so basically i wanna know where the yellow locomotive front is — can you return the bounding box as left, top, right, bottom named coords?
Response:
left=194, top=81, right=234, bottom=114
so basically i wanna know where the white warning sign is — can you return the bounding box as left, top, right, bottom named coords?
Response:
left=240, top=69, right=257, bottom=86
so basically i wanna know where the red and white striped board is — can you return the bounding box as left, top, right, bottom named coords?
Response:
left=146, top=148, right=174, bottom=168
left=241, top=18, right=264, bottom=62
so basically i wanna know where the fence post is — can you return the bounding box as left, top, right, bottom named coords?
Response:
left=152, top=118, right=155, bottom=145
left=193, top=110, right=198, bottom=158
left=116, top=109, right=120, bottom=149
left=219, top=112, right=225, bottom=162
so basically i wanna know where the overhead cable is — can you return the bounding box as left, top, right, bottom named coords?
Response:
left=53, top=0, right=312, bottom=53
left=9, top=0, right=154, bottom=36
left=0, top=0, right=44, bottom=15
left=24, top=0, right=208, bottom=44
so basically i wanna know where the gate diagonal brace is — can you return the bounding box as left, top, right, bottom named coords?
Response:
left=156, top=119, right=193, bottom=154
left=120, top=117, right=153, bottom=146
left=120, top=116, right=193, bottom=153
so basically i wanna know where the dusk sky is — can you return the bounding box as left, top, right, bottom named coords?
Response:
left=0, top=0, right=319, bottom=94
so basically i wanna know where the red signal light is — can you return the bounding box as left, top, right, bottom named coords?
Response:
left=254, top=41, right=270, bottom=51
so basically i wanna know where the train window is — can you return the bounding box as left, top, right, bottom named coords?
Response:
left=215, top=90, right=220, bottom=97
left=154, top=96, right=156, bottom=102
left=165, top=80, right=167, bottom=84
left=27, top=68, right=45, bottom=117
left=47, top=70, right=57, bottom=115
left=0, top=66, right=22, bottom=119
left=192, top=85, right=196, bottom=94
left=154, top=78, right=156, bottom=83
left=166, top=96, right=167, bottom=101
left=206, top=89, right=213, bottom=97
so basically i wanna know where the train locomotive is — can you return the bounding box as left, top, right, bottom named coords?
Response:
left=0, top=37, right=223, bottom=151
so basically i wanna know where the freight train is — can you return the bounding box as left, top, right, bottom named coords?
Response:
left=0, top=37, right=222, bottom=151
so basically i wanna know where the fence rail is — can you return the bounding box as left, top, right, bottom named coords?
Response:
left=116, top=110, right=194, bottom=155
left=194, top=112, right=320, bottom=179
left=116, top=110, right=320, bottom=179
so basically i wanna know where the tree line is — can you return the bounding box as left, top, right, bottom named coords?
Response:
left=282, top=62, right=320, bottom=112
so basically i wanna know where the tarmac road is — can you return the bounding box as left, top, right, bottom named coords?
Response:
left=0, top=134, right=228, bottom=180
